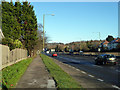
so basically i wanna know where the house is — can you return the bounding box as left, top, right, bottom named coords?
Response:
left=0, top=28, right=5, bottom=43
left=99, top=40, right=109, bottom=48
left=108, top=38, right=120, bottom=50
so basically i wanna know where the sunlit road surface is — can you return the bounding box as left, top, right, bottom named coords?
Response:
left=45, top=53, right=120, bottom=88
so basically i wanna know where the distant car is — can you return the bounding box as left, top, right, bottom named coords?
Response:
left=95, top=54, right=117, bottom=65
left=46, top=51, right=49, bottom=54
left=52, top=53, right=57, bottom=57
left=79, top=51, right=83, bottom=55
left=79, top=51, right=83, bottom=53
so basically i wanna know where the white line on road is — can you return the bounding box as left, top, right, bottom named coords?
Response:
left=116, top=70, right=120, bottom=72
left=76, top=69, right=80, bottom=71
left=81, top=71, right=87, bottom=74
left=92, top=65, right=103, bottom=68
left=88, top=74, right=94, bottom=78
left=97, top=79, right=104, bottom=82
left=112, top=85, right=120, bottom=90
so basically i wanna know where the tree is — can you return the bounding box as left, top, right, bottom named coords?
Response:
left=106, top=35, right=114, bottom=42
left=21, top=2, right=38, bottom=56
left=0, top=4, right=2, bottom=28
left=2, top=2, right=21, bottom=40
left=64, top=46, right=69, bottom=52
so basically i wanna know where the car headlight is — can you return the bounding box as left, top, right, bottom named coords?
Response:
left=109, top=58, right=115, bottom=60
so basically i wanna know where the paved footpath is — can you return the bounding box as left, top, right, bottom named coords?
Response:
left=16, top=55, right=55, bottom=88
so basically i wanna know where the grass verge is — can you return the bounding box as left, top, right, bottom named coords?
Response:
left=40, top=54, right=82, bottom=88
left=2, top=58, right=33, bottom=89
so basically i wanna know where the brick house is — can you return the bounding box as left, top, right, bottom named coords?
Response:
left=107, top=38, right=120, bottom=50
left=99, top=40, right=109, bottom=48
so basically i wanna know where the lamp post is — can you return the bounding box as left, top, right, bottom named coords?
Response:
left=43, top=14, right=55, bottom=51
left=92, top=32, right=101, bottom=40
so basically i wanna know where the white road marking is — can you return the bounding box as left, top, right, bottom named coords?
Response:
left=116, top=70, right=120, bottom=72
left=112, top=85, right=120, bottom=90
left=76, top=69, right=80, bottom=71
left=81, top=71, right=87, bottom=74
left=88, top=74, right=94, bottom=78
left=97, top=79, right=104, bottom=82
left=92, top=65, right=103, bottom=68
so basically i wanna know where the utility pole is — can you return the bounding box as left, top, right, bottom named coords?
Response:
left=92, top=32, right=101, bottom=40
left=42, top=14, right=54, bottom=51
left=99, top=32, right=101, bottom=41
left=43, top=14, right=45, bottom=51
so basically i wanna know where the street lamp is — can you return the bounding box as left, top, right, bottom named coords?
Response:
left=43, top=14, right=55, bottom=51
left=92, top=32, right=101, bottom=40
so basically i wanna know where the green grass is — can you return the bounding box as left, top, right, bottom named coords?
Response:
left=2, top=58, right=33, bottom=89
left=40, top=54, right=83, bottom=89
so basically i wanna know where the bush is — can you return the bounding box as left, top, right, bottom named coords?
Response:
left=2, top=38, right=23, bottom=50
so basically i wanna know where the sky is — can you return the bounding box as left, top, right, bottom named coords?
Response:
left=4, top=0, right=119, bottom=44
left=30, top=2, right=118, bottom=44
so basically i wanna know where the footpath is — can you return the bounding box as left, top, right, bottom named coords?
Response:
left=16, top=55, right=55, bottom=88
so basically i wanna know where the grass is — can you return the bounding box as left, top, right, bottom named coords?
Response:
left=2, top=58, right=33, bottom=89
left=40, top=54, right=83, bottom=89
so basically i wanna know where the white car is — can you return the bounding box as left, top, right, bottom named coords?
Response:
left=46, top=51, right=49, bottom=54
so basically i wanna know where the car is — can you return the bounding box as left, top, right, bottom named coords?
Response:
left=79, top=51, right=83, bottom=55
left=52, top=53, right=57, bottom=57
left=46, top=51, right=49, bottom=54
left=95, top=54, right=117, bottom=65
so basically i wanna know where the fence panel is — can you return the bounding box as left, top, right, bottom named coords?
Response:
left=1, top=44, right=27, bottom=69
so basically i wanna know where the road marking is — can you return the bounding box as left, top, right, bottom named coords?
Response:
left=81, top=71, right=87, bottom=74
left=88, top=74, right=94, bottom=78
left=97, top=79, right=104, bottom=82
left=92, top=65, right=103, bottom=68
left=112, top=85, right=120, bottom=90
left=76, top=69, right=80, bottom=71
left=116, top=70, right=120, bottom=72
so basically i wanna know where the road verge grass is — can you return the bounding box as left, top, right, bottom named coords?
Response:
left=40, top=54, right=82, bottom=88
left=2, top=58, right=33, bottom=89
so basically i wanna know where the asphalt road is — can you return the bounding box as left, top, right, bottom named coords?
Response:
left=45, top=53, right=120, bottom=88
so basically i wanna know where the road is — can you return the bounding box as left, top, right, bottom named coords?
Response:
left=45, top=53, right=120, bottom=88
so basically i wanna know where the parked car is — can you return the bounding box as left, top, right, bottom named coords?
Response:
left=95, top=54, right=117, bottom=65
left=52, top=53, right=57, bottom=57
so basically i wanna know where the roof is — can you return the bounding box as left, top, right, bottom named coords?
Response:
left=101, top=40, right=109, bottom=45
left=110, top=38, right=120, bottom=43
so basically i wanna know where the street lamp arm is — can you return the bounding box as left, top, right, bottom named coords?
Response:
left=45, top=14, right=55, bottom=16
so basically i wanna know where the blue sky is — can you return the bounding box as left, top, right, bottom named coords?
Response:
left=30, top=2, right=118, bottom=44
left=5, top=1, right=118, bottom=44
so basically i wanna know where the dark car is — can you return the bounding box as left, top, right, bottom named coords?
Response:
left=95, top=54, right=117, bottom=65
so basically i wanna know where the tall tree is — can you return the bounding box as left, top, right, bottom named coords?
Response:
left=2, top=1, right=21, bottom=40
left=0, top=4, right=2, bottom=29
left=22, top=2, right=38, bottom=56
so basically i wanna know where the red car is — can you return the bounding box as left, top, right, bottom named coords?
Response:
left=52, top=53, right=57, bottom=57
